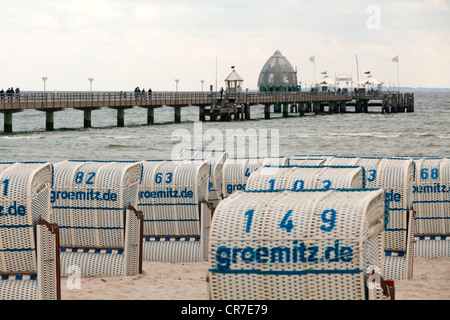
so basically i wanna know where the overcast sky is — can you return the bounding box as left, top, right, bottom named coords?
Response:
left=0, top=0, right=448, bottom=91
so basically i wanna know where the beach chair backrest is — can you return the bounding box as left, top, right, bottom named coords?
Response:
left=0, top=162, right=53, bottom=274
left=51, top=160, right=142, bottom=249
left=177, top=149, right=226, bottom=205
left=138, top=160, right=210, bottom=237
left=246, top=165, right=365, bottom=191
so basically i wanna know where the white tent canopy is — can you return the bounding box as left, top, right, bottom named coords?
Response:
left=358, top=75, right=383, bottom=86
left=316, top=75, right=335, bottom=86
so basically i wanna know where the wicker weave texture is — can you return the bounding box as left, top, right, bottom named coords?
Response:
left=0, top=162, right=57, bottom=300
left=245, top=165, right=365, bottom=192
left=177, top=149, right=226, bottom=208
left=222, top=157, right=289, bottom=199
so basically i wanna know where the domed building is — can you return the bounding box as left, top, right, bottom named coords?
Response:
left=257, top=50, right=299, bottom=92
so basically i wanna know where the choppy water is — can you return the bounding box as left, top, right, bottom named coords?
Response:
left=1, top=92, right=449, bottom=162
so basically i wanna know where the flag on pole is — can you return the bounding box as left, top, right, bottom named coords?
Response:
left=321, top=71, right=327, bottom=75
left=364, top=71, right=371, bottom=74
left=309, top=56, right=315, bottom=63
left=392, top=55, right=399, bottom=62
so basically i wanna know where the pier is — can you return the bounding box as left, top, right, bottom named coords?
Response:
left=0, top=90, right=414, bottom=133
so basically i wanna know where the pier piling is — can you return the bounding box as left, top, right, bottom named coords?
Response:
left=147, top=107, right=154, bottom=125
left=175, top=106, right=181, bottom=123
left=117, top=108, right=125, bottom=127
left=84, top=110, right=92, bottom=128
left=46, top=111, right=54, bottom=131
left=4, top=112, right=12, bottom=133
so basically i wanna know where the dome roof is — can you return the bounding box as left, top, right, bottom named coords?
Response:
left=257, top=50, right=298, bottom=88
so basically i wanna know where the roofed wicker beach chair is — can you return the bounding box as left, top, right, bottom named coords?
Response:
left=51, top=160, right=143, bottom=277
left=327, top=156, right=382, bottom=188
left=177, top=149, right=226, bottom=208
left=138, top=160, right=212, bottom=262
left=221, top=157, right=288, bottom=199
left=245, top=165, right=365, bottom=191
left=207, top=189, right=390, bottom=300
left=409, top=157, right=450, bottom=258
left=0, top=162, right=60, bottom=300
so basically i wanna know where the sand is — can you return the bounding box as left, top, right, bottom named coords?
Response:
left=60, top=257, right=450, bottom=300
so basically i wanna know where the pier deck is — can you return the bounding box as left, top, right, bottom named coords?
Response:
left=0, top=91, right=414, bottom=132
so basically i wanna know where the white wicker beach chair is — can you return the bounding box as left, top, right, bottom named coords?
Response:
left=326, top=156, right=415, bottom=280
left=51, top=160, right=143, bottom=277
left=138, top=160, right=212, bottom=262
left=375, top=158, right=415, bottom=254
left=409, top=157, right=450, bottom=258
left=0, top=162, right=60, bottom=300
left=222, top=157, right=288, bottom=199
left=207, top=188, right=388, bottom=300
left=245, top=165, right=365, bottom=191
left=327, top=156, right=382, bottom=188
left=177, top=149, right=226, bottom=208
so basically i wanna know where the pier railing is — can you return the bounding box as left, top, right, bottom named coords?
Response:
left=0, top=90, right=397, bottom=111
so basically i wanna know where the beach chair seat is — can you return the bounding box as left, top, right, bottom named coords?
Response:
left=138, top=160, right=212, bottom=262
left=51, top=160, right=143, bottom=277
left=207, top=189, right=388, bottom=300
left=0, top=162, right=60, bottom=300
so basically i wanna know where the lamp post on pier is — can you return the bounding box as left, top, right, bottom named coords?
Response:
left=201, top=80, right=204, bottom=92
left=175, top=79, right=179, bottom=92
left=42, top=76, right=48, bottom=92
left=88, top=77, right=94, bottom=92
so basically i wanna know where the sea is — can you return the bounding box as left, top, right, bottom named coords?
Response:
left=1, top=91, right=449, bottom=163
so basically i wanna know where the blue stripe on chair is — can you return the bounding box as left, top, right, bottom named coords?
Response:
left=417, top=236, right=448, bottom=240
left=385, top=251, right=405, bottom=256
left=143, top=219, right=199, bottom=222
left=59, top=226, right=123, bottom=230
left=61, top=248, right=124, bottom=254
left=415, top=217, right=450, bottom=220
left=144, top=237, right=200, bottom=242
left=413, top=200, right=450, bottom=204
left=0, top=225, right=34, bottom=228
left=52, top=206, right=123, bottom=210
left=208, top=268, right=363, bottom=276
left=138, top=203, right=198, bottom=206
left=1, top=275, right=37, bottom=280
left=0, top=248, right=35, bottom=252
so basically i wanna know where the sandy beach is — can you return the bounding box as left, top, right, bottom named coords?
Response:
left=60, top=257, right=450, bottom=300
